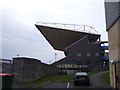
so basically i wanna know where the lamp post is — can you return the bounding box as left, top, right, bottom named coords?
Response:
left=55, top=53, right=57, bottom=62
left=111, top=60, right=120, bottom=90
left=17, top=54, right=19, bottom=57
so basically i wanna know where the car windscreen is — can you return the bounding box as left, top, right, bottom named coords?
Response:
left=75, top=75, right=89, bottom=79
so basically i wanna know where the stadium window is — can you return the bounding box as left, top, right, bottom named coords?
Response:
left=68, top=64, right=70, bottom=68
left=95, top=52, right=99, bottom=56
left=68, top=52, right=72, bottom=56
left=57, top=65, right=59, bottom=68
left=86, top=52, right=90, bottom=56
left=78, top=52, right=81, bottom=56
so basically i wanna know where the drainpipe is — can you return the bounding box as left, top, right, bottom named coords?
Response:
left=111, top=61, right=117, bottom=90
left=114, top=63, right=117, bottom=90
left=111, top=60, right=120, bottom=90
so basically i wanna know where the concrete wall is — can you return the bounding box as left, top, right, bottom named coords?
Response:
left=13, top=57, right=42, bottom=82
left=0, top=62, right=2, bottom=73
left=2, top=63, right=13, bottom=74
left=41, top=63, right=59, bottom=77
left=108, top=18, right=120, bottom=88
left=12, top=57, right=58, bottom=82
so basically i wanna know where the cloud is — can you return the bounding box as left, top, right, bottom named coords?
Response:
left=1, top=0, right=107, bottom=64
left=1, top=8, right=65, bottom=63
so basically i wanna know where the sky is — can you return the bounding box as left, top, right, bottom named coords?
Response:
left=0, top=0, right=108, bottom=64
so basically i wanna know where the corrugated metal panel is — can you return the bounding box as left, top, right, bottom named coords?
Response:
left=101, top=46, right=109, bottom=49
left=104, top=1, right=120, bottom=30
left=101, top=56, right=109, bottom=60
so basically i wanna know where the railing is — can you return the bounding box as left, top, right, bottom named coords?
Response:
left=101, top=46, right=109, bottom=50
left=101, top=56, right=109, bottom=60
left=57, top=64, right=88, bottom=69
left=36, top=22, right=99, bottom=34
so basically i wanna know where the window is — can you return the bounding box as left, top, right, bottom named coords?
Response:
left=68, top=52, right=72, bottom=56
left=70, top=64, right=73, bottom=68
left=68, top=64, right=70, bottom=68
left=64, top=64, right=67, bottom=68
left=78, top=52, right=81, bottom=56
left=95, top=52, right=99, bottom=56
left=86, top=52, right=90, bottom=56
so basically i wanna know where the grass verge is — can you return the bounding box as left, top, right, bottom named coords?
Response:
left=21, top=75, right=73, bottom=88
left=101, top=72, right=110, bottom=85
left=87, top=70, right=105, bottom=75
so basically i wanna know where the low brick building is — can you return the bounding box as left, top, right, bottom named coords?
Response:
left=1, top=57, right=59, bottom=82
left=12, top=57, right=59, bottom=82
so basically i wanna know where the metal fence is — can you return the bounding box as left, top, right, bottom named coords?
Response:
left=36, top=22, right=99, bottom=34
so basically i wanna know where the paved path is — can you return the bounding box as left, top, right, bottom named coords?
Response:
left=89, top=71, right=111, bottom=88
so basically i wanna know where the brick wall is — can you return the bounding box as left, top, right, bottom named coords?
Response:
left=108, top=18, right=120, bottom=88
left=41, top=63, right=59, bottom=77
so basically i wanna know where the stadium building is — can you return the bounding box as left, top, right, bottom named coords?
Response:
left=35, top=23, right=108, bottom=74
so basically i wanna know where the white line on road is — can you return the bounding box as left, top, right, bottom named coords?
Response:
left=67, top=82, right=70, bottom=88
left=90, top=82, right=95, bottom=86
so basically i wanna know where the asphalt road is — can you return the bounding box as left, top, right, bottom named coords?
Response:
left=41, top=81, right=92, bottom=88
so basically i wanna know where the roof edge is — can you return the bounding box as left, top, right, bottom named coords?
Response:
left=106, top=16, right=120, bottom=31
left=35, top=24, right=101, bottom=36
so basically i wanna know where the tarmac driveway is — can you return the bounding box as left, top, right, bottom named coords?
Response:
left=41, top=81, right=92, bottom=88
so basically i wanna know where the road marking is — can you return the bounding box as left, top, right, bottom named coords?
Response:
left=67, top=82, right=70, bottom=88
left=90, top=82, right=95, bottom=86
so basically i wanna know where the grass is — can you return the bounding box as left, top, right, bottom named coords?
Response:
left=21, top=75, right=73, bottom=87
left=21, top=70, right=106, bottom=88
left=87, top=70, right=105, bottom=75
left=101, top=72, right=110, bottom=85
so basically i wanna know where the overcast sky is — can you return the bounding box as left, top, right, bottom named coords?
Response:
left=0, top=0, right=108, bottom=64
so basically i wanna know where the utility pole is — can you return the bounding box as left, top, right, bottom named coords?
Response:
left=17, top=54, right=19, bottom=57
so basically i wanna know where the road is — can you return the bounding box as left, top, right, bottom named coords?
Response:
left=40, top=71, right=111, bottom=88
left=41, top=81, right=92, bottom=88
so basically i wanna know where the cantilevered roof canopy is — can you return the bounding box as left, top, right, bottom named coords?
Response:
left=35, top=25, right=100, bottom=51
